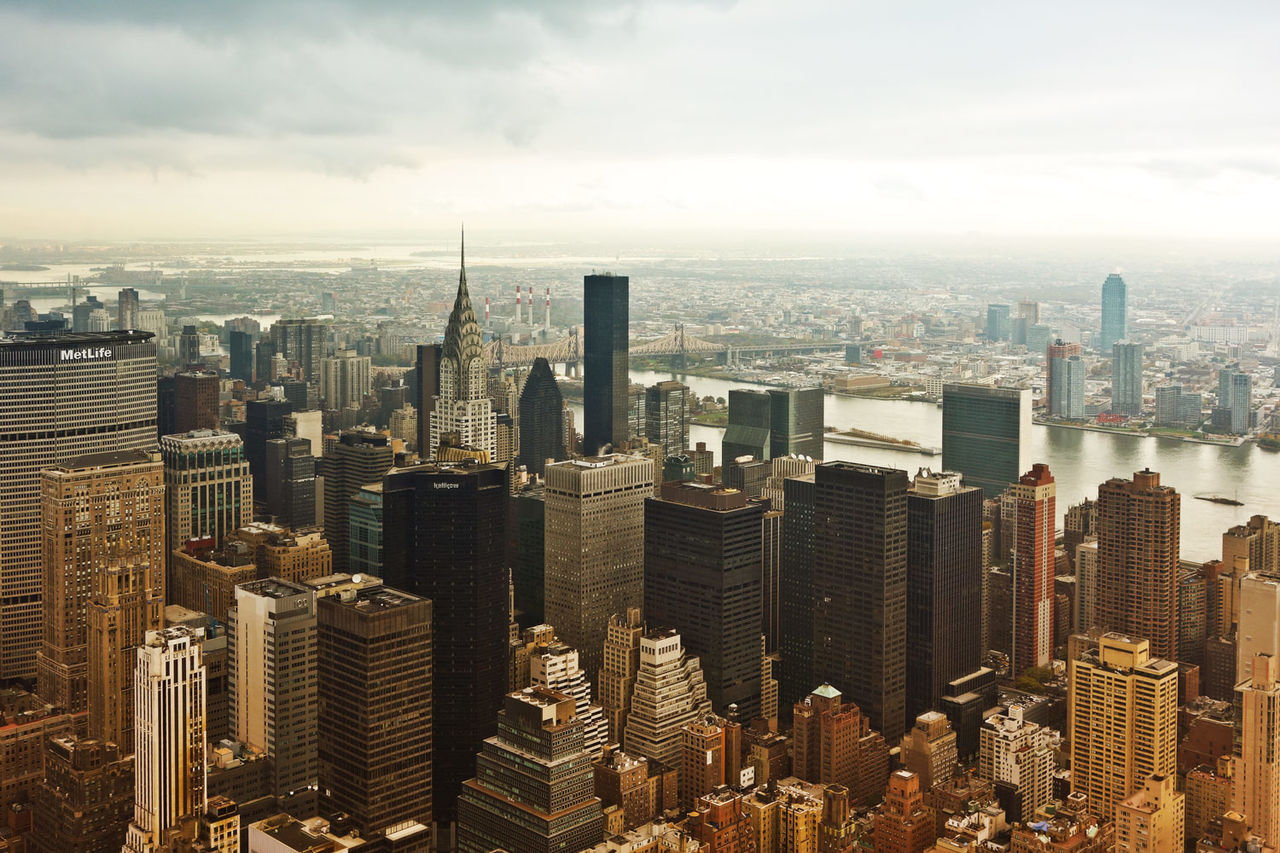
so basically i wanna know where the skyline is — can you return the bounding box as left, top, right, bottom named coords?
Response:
left=1, top=1, right=1278, bottom=240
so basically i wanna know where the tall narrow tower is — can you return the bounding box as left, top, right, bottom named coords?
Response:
left=429, top=234, right=497, bottom=459
left=1235, top=653, right=1280, bottom=843
left=583, top=273, right=629, bottom=454
left=1101, top=273, right=1128, bottom=353
left=1011, top=464, right=1055, bottom=674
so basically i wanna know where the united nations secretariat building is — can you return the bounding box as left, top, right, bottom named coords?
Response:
left=0, top=331, right=157, bottom=680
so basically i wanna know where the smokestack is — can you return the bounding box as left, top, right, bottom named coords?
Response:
left=485, top=296, right=490, bottom=324
left=515, top=286, right=521, bottom=323
left=544, top=287, right=551, bottom=331
left=527, top=287, right=535, bottom=326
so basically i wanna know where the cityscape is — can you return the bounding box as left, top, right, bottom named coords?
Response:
left=2, top=3, right=1280, bottom=853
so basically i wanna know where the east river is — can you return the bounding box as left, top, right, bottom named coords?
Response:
left=573, top=368, right=1280, bottom=562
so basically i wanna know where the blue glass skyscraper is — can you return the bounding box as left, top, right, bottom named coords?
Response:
left=1100, top=273, right=1127, bottom=352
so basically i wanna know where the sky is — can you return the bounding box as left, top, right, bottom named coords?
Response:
left=1, top=0, right=1278, bottom=242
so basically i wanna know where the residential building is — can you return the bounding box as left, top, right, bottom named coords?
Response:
left=1010, top=464, right=1056, bottom=673
left=1101, top=273, right=1127, bottom=352
left=1111, top=341, right=1143, bottom=415
left=900, top=712, right=958, bottom=792
left=1115, top=774, right=1184, bottom=853
left=977, top=707, right=1054, bottom=824
left=873, top=771, right=936, bottom=853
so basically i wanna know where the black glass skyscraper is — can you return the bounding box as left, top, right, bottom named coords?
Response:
left=264, top=437, right=316, bottom=530
left=778, top=473, right=816, bottom=721
left=941, top=383, right=1030, bottom=500
left=517, top=357, right=565, bottom=476
left=1100, top=273, right=1127, bottom=353
left=244, top=398, right=292, bottom=484
left=228, top=330, right=253, bottom=383
left=722, top=389, right=772, bottom=461
left=583, top=274, right=629, bottom=455
left=382, top=461, right=508, bottom=831
left=769, top=388, right=824, bottom=460
left=414, top=343, right=442, bottom=455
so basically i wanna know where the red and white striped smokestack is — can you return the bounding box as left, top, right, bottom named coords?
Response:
left=544, top=287, right=551, bottom=331
left=527, top=287, right=535, bottom=326
left=485, top=296, right=490, bottom=323
left=515, top=286, right=520, bottom=321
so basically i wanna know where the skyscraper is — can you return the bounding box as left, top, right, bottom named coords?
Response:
left=37, top=451, right=165, bottom=723
left=645, top=380, right=691, bottom=458
left=941, top=384, right=1030, bottom=500
left=723, top=389, right=773, bottom=461
left=268, top=317, right=329, bottom=384
left=244, top=398, right=292, bottom=484
left=314, top=575, right=432, bottom=846
left=430, top=240, right=498, bottom=459
left=623, top=629, right=713, bottom=769
left=779, top=472, right=817, bottom=716
left=812, top=462, right=909, bottom=743
left=227, top=579, right=318, bottom=816
left=1115, top=774, right=1184, bottom=853
left=1218, top=365, right=1253, bottom=435
left=985, top=304, right=1011, bottom=342
left=544, top=455, right=653, bottom=677
left=320, top=348, right=371, bottom=411
left=1046, top=339, right=1083, bottom=417
left=723, top=387, right=825, bottom=463
left=1096, top=469, right=1180, bottom=661
left=122, top=626, right=207, bottom=853
left=174, top=369, right=220, bottom=433
left=517, top=357, right=565, bottom=477
left=381, top=461, right=508, bottom=830
left=414, top=343, right=442, bottom=456
left=322, top=429, right=393, bottom=574
left=1233, top=654, right=1280, bottom=843
left=117, top=287, right=139, bottom=331
left=530, top=641, right=606, bottom=755
left=1010, top=464, right=1055, bottom=674
left=161, top=429, right=253, bottom=555
left=1068, top=633, right=1178, bottom=819
left=645, top=480, right=765, bottom=719
left=599, top=608, right=645, bottom=744
left=30, top=737, right=134, bottom=853
left=264, top=437, right=316, bottom=530
left=228, top=329, right=254, bottom=383
left=583, top=273, right=629, bottom=455
left=905, top=470, right=983, bottom=721
left=1111, top=341, right=1143, bottom=415
left=792, top=684, right=891, bottom=806
left=1100, top=273, right=1128, bottom=353
left=978, top=707, right=1054, bottom=824
left=0, top=330, right=157, bottom=680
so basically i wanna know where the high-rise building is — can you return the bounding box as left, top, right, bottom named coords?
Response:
left=544, top=455, right=653, bottom=677
left=161, top=429, right=253, bottom=554
left=458, top=687, right=604, bottom=853
left=645, top=480, right=765, bottom=719
left=985, top=304, right=1011, bottom=342
left=872, top=771, right=936, bottom=853
left=322, top=429, right=393, bottom=574
left=779, top=472, right=817, bottom=715
left=1218, top=365, right=1253, bottom=435
left=319, top=348, right=371, bottom=411
left=791, top=684, right=891, bottom=806
left=1010, top=464, right=1056, bottom=674
left=812, top=462, right=909, bottom=743
left=430, top=243, right=497, bottom=460
left=645, top=381, right=690, bottom=458
left=268, top=317, right=329, bottom=383
left=769, top=388, right=825, bottom=460
left=0, top=330, right=157, bottom=680
left=531, top=641, right=606, bottom=755
left=314, top=575, right=433, bottom=846
left=941, top=384, right=1031, bottom=500
left=228, top=329, right=254, bottom=383
left=30, top=736, right=134, bottom=853
left=1110, top=341, right=1143, bottom=415
left=906, top=470, right=983, bottom=721
left=583, top=273, right=629, bottom=455
left=1115, top=774, right=1184, bottom=853
left=599, top=608, right=645, bottom=744
left=244, top=398, right=293, bottom=483
left=227, top=579, right=318, bottom=815
left=1234, top=653, right=1280, bottom=843
left=1047, top=342, right=1085, bottom=420
left=117, top=287, right=140, bottom=331
left=348, top=483, right=384, bottom=578
left=1096, top=469, right=1180, bottom=661
left=679, top=716, right=732, bottom=808
left=264, top=437, right=316, bottom=530
left=623, top=629, right=712, bottom=769
left=1067, top=633, right=1178, bottom=819
left=517, top=357, right=565, bottom=477
left=37, top=451, right=164, bottom=725
left=174, top=369, right=220, bottom=433
left=978, top=706, right=1054, bottom=824
left=899, top=711, right=958, bottom=792
left=722, top=389, right=772, bottom=461
left=413, top=343, right=442, bottom=456
left=382, top=461, right=508, bottom=829
left=122, top=626, right=207, bottom=853
left=1100, top=273, right=1127, bottom=353
left=1224, top=514, right=1280, bottom=580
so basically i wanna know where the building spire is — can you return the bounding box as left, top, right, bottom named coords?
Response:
left=458, top=225, right=467, bottom=295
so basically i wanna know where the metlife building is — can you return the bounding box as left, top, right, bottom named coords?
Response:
left=0, top=331, right=157, bottom=679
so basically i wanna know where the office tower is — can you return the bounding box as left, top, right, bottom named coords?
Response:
left=517, top=357, right=565, bottom=477
left=268, top=317, right=329, bottom=383
left=1100, top=273, right=1127, bottom=353
left=1110, top=341, right=1143, bottom=415
left=985, top=304, right=1011, bottom=342
left=320, top=348, right=371, bottom=411
left=906, top=470, right=983, bottom=721
left=0, top=330, right=157, bottom=680
left=122, top=626, right=207, bottom=853
left=458, top=687, right=604, bottom=853
left=1026, top=323, right=1052, bottom=357
left=723, top=389, right=772, bottom=461
left=722, top=456, right=769, bottom=498
left=583, top=273, right=629, bottom=454
left=161, top=429, right=253, bottom=556
left=623, top=629, right=712, bottom=769
left=1010, top=464, right=1055, bottom=673
left=645, top=381, right=691, bottom=458
left=323, top=429, right=393, bottom=573
left=1115, top=774, right=1184, bottom=853
left=899, top=712, right=958, bottom=791
left=941, top=384, right=1031, bottom=500
left=872, top=771, right=935, bottom=853
left=761, top=502, right=783, bottom=653
left=645, top=480, right=765, bottom=719
left=414, top=343, right=442, bottom=454
left=531, top=641, right=606, bottom=754
left=244, top=398, right=292, bottom=483
left=779, top=473, right=817, bottom=715
left=178, top=323, right=202, bottom=365
left=1234, top=654, right=1280, bottom=842
left=1068, top=633, right=1178, bottom=819
left=382, top=461, right=508, bottom=829
left=1096, top=469, right=1180, bottom=661
left=227, top=579, right=318, bottom=815
left=264, top=438, right=315, bottom=529
left=812, top=462, right=909, bottom=743
left=315, top=576, right=433, bottom=845
left=348, top=484, right=384, bottom=577
left=116, top=287, right=140, bottom=330
left=791, top=685, right=891, bottom=806
left=174, top=369, right=220, bottom=433
left=429, top=246, right=497, bottom=460
left=1218, top=365, right=1253, bottom=435
left=600, top=608, right=645, bottom=743
left=544, top=455, right=653, bottom=677
left=30, top=737, right=134, bottom=853
left=228, top=329, right=253, bottom=383
left=70, top=297, right=100, bottom=333
left=37, top=451, right=163, bottom=725
left=770, top=388, right=825, bottom=460
left=1049, top=355, right=1085, bottom=419
left=156, top=375, right=177, bottom=440
left=978, top=707, right=1054, bottom=824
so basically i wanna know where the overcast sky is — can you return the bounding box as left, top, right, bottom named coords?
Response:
left=1, top=1, right=1277, bottom=242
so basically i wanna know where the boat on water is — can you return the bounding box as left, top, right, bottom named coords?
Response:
left=1195, top=494, right=1244, bottom=507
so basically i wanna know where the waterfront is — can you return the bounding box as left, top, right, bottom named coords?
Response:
left=572, top=368, right=1278, bottom=561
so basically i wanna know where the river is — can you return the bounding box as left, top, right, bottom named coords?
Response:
left=572, top=368, right=1276, bottom=562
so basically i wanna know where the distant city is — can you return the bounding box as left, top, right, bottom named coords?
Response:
left=0, top=236, right=1278, bottom=853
